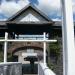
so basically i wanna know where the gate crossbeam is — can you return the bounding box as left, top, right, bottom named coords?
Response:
left=0, top=39, right=57, bottom=42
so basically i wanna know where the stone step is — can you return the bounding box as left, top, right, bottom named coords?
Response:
left=23, top=74, right=38, bottom=75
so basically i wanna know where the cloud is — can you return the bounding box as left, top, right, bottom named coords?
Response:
left=0, top=18, right=7, bottom=21
left=0, top=13, right=7, bottom=21
left=73, top=0, right=75, bottom=15
left=0, top=0, right=75, bottom=21
left=52, top=18, right=61, bottom=21
left=0, top=2, right=21, bottom=17
left=0, top=9, right=2, bottom=13
left=0, top=1, right=29, bottom=18
left=36, top=0, right=75, bottom=20
left=28, top=0, right=39, bottom=5
left=18, top=0, right=29, bottom=7
left=0, top=0, right=61, bottom=20
left=37, top=0, right=61, bottom=17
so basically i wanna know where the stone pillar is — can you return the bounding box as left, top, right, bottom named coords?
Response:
left=43, top=32, right=46, bottom=64
left=61, top=0, right=75, bottom=75
left=4, top=32, right=8, bottom=62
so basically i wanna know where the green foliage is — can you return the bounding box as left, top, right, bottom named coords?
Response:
left=47, top=37, right=61, bottom=70
left=49, top=37, right=61, bottom=61
left=7, top=53, right=13, bottom=62
left=0, top=51, right=4, bottom=62
left=0, top=42, right=13, bottom=62
left=0, top=42, right=4, bottom=62
left=47, top=61, right=56, bottom=70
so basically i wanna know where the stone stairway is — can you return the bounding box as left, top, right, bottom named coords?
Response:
left=23, top=74, right=38, bottom=75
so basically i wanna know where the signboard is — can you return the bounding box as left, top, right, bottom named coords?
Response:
left=22, top=53, right=37, bottom=57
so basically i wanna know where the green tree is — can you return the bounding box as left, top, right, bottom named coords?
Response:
left=47, top=37, right=61, bottom=69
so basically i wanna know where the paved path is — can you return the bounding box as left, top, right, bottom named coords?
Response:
left=23, top=74, right=38, bottom=75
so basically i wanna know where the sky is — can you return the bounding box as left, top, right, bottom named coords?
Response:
left=0, top=0, right=75, bottom=21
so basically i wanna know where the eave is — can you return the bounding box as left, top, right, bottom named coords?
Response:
left=6, top=21, right=54, bottom=25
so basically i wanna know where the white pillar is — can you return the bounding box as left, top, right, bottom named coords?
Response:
left=61, top=0, right=75, bottom=75
left=43, top=32, right=46, bottom=64
left=4, top=32, right=8, bottom=63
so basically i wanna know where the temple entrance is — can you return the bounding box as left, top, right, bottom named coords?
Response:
left=12, top=48, right=43, bottom=75
left=7, top=32, right=55, bottom=75
left=0, top=1, right=74, bottom=75
left=22, top=55, right=38, bottom=74
left=0, top=3, right=57, bottom=75
left=7, top=33, right=52, bottom=75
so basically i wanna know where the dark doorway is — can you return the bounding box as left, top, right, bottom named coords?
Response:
left=22, top=56, right=38, bottom=74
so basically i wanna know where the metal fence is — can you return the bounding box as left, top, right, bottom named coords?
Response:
left=38, top=62, right=56, bottom=75
left=0, top=62, right=22, bottom=75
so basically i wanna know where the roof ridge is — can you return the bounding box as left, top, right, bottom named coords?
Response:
left=7, top=3, right=53, bottom=22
